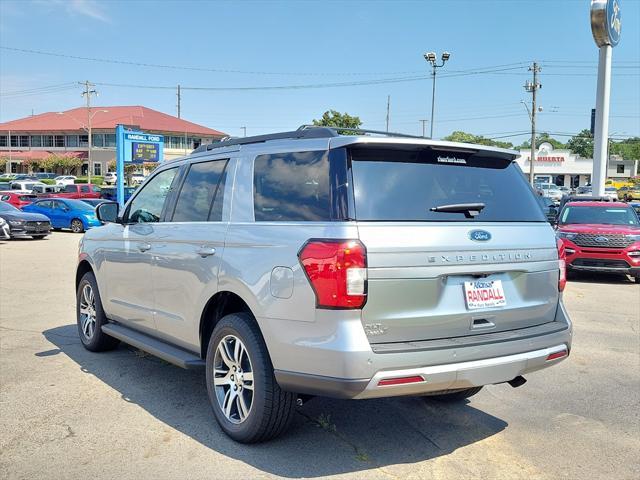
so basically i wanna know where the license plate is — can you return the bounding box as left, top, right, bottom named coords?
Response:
left=464, top=280, right=507, bottom=310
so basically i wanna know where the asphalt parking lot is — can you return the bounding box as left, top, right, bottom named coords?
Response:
left=1, top=233, right=639, bottom=480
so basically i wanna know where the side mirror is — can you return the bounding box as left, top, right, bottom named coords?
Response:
left=96, top=201, right=120, bottom=223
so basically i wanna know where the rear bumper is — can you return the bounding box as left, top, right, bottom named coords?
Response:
left=272, top=301, right=573, bottom=399
left=275, top=343, right=569, bottom=399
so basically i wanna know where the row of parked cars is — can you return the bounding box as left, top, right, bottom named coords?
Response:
left=0, top=175, right=140, bottom=240
left=535, top=182, right=640, bottom=204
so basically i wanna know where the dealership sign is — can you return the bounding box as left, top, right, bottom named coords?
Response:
left=115, top=125, right=165, bottom=207
left=526, top=156, right=565, bottom=163
left=591, top=0, right=622, bottom=47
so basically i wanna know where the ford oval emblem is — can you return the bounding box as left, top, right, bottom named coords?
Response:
left=595, top=236, right=609, bottom=243
left=469, top=230, right=491, bottom=242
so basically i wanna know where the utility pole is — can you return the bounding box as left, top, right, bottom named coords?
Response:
left=419, top=120, right=428, bottom=137
left=385, top=95, right=390, bottom=132
left=176, top=84, right=181, bottom=118
left=7, top=129, right=11, bottom=174
left=241, top=126, right=247, bottom=137
left=81, top=80, right=98, bottom=184
left=524, top=63, right=541, bottom=186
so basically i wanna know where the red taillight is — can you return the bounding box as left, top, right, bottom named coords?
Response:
left=546, top=349, right=568, bottom=361
left=298, top=239, right=367, bottom=309
left=377, top=376, right=425, bottom=387
left=557, top=238, right=567, bottom=292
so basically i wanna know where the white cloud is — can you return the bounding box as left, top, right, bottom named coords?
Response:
left=31, top=0, right=111, bottom=23
left=67, top=0, right=110, bottom=23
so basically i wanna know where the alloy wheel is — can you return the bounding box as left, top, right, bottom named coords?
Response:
left=79, top=284, right=97, bottom=340
left=71, top=220, right=83, bottom=233
left=213, top=335, right=254, bottom=424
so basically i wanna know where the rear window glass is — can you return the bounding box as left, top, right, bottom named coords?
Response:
left=560, top=206, right=639, bottom=226
left=349, top=147, right=545, bottom=222
left=254, top=151, right=330, bottom=221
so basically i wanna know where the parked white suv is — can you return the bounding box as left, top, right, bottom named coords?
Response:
left=104, top=172, right=117, bottom=185
left=55, top=175, right=76, bottom=186
left=77, top=127, right=572, bottom=443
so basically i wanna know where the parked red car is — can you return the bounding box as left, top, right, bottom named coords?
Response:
left=0, top=192, right=38, bottom=209
left=49, top=184, right=101, bottom=199
left=557, top=201, right=640, bottom=281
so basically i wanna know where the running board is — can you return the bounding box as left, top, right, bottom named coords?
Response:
left=102, top=323, right=205, bottom=369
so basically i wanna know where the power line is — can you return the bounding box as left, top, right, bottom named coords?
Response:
left=0, top=46, right=427, bottom=77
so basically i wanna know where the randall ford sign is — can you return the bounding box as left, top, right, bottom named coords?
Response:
left=591, top=0, right=622, bottom=48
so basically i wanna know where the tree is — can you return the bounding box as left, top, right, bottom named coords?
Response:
left=444, top=131, right=513, bottom=149
left=48, top=154, right=83, bottom=174
left=610, top=137, right=640, bottom=160
left=518, top=133, right=566, bottom=150
left=567, top=129, right=594, bottom=158
left=312, top=110, right=362, bottom=134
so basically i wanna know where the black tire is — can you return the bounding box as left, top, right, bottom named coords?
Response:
left=426, top=386, right=483, bottom=402
left=76, top=272, right=120, bottom=352
left=31, top=235, right=47, bottom=240
left=70, top=218, right=84, bottom=233
left=205, top=313, right=296, bottom=443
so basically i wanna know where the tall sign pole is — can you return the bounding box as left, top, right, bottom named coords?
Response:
left=590, top=0, right=621, bottom=196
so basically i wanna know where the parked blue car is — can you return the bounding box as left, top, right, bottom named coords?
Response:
left=22, top=198, right=102, bottom=233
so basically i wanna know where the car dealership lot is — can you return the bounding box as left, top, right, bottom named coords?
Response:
left=1, top=233, right=638, bottom=480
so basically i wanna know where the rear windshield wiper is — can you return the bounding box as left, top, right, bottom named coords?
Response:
left=429, top=202, right=485, bottom=218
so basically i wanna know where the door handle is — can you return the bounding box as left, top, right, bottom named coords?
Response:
left=137, top=243, right=152, bottom=252
left=196, top=246, right=216, bottom=257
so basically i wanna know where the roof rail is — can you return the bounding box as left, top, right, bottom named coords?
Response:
left=191, top=126, right=338, bottom=153
left=190, top=125, right=431, bottom=154
left=297, top=124, right=424, bottom=139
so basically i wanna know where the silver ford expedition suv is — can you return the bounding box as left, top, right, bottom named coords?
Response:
left=77, top=126, right=572, bottom=443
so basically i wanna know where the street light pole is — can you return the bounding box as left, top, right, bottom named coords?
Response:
left=423, top=51, right=450, bottom=139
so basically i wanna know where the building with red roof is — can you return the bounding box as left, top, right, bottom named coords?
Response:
left=0, top=106, right=226, bottom=176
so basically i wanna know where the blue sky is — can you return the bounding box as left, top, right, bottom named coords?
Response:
left=0, top=0, right=638, bottom=145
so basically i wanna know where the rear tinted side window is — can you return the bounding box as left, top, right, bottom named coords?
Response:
left=80, top=185, right=90, bottom=193
left=171, top=159, right=228, bottom=222
left=254, top=151, right=330, bottom=221
left=64, top=185, right=76, bottom=193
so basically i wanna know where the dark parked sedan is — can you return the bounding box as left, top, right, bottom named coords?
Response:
left=0, top=201, right=51, bottom=239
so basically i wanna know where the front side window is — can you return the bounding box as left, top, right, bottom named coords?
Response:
left=253, top=151, right=330, bottom=221
left=64, top=185, right=76, bottom=193
left=127, top=168, right=178, bottom=223
left=171, top=160, right=228, bottom=222
left=37, top=200, right=53, bottom=209
left=80, top=185, right=90, bottom=193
